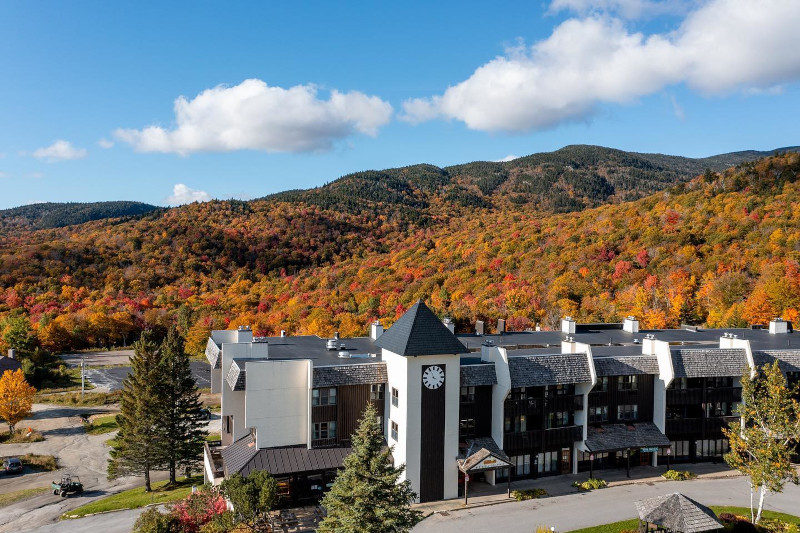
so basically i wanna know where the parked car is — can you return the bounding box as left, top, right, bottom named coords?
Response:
left=3, top=458, right=23, bottom=475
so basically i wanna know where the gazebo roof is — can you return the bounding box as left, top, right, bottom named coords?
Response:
left=635, top=493, right=722, bottom=533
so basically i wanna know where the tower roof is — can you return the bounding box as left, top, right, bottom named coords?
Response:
left=375, top=301, right=468, bottom=356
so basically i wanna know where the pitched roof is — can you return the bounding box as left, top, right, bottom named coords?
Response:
left=753, top=350, right=800, bottom=372
left=460, top=364, right=498, bottom=386
left=457, top=437, right=512, bottom=472
left=585, top=422, right=670, bottom=452
left=220, top=434, right=259, bottom=477
left=509, top=354, right=592, bottom=387
left=635, top=493, right=722, bottom=533
left=239, top=445, right=352, bottom=477
left=672, top=349, right=749, bottom=378
left=374, top=301, right=467, bottom=356
left=594, top=356, right=659, bottom=376
left=313, top=363, right=388, bottom=387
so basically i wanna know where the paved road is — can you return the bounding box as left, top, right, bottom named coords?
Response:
left=84, top=362, right=211, bottom=391
left=414, top=476, right=800, bottom=533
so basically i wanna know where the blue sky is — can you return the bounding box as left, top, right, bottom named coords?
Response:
left=1, top=0, right=798, bottom=209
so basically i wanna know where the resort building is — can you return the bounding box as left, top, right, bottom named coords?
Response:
left=203, top=303, right=800, bottom=504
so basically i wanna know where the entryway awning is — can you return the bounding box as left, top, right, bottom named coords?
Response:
left=457, top=437, right=513, bottom=473
left=584, top=422, right=670, bottom=453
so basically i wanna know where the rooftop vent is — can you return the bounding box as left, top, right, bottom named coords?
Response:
left=326, top=339, right=338, bottom=350
left=338, top=350, right=351, bottom=358
left=561, top=316, right=576, bottom=335
left=280, top=330, right=286, bottom=338
left=769, top=318, right=789, bottom=335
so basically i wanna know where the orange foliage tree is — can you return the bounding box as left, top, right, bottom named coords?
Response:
left=0, top=369, right=36, bottom=434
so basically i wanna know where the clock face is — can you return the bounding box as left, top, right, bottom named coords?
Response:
left=422, top=365, right=445, bottom=389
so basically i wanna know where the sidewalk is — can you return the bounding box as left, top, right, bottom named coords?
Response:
left=413, top=463, right=741, bottom=515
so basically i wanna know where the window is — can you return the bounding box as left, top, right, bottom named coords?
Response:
left=537, top=451, right=559, bottom=473
left=222, top=415, right=232, bottom=434
left=588, top=405, right=608, bottom=423
left=504, top=415, right=527, bottom=432
left=618, top=375, right=638, bottom=391
left=313, top=421, right=337, bottom=440
left=703, top=401, right=730, bottom=417
left=596, top=376, right=609, bottom=392
left=459, top=418, right=476, bottom=437
left=312, top=388, right=337, bottom=406
left=391, top=421, right=398, bottom=441
left=512, top=454, right=531, bottom=476
left=708, top=377, right=733, bottom=388
left=547, top=411, right=570, bottom=429
left=617, top=404, right=638, bottom=421
left=376, top=415, right=384, bottom=434
left=511, top=387, right=527, bottom=401
left=370, top=384, right=385, bottom=401
left=460, top=386, right=476, bottom=403
left=391, top=387, right=399, bottom=407
left=545, top=384, right=572, bottom=396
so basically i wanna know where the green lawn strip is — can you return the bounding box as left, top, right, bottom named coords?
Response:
left=62, top=476, right=203, bottom=519
left=565, top=507, right=800, bottom=533
left=84, top=415, right=119, bottom=435
left=206, top=433, right=220, bottom=442
left=35, top=391, right=122, bottom=406
left=0, top=487, right=49, bottom=508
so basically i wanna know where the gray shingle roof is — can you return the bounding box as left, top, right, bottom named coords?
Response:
left=457, top=437, right=512, bottom=472
left=239, top=445, right=352, bottom=477
left=374, top=301, right=467, bottom=356
left=509, top=354, right=592, bottom=387
left=226, top=360, right=247, bottom=391
left=205, top=337, right=221, bottom=369
left=460, top=364, right=498, bottom=386
left=753, top=350, right=800, bottom=372
left=584, top=422, right=670, bottom=452
left=220, top=434, right=259, bottom=477
left=635, top=493, right=722, bottom=533
left=594, top=356, right=659, bottom=376
left=672, top=349, right=749, bottom=378
left=0, top=356, right=22, bottom=374
left=312, top=363, right=388, bottom=387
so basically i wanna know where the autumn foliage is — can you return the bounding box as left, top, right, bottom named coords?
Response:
left=0, top=369, right=36, bottom=433
left=1, top=153, right=799, bottom=353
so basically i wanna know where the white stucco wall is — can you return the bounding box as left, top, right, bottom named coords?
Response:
left=245, top=359, right=311, bottom=449
left=480, top=345, right=511, bottom=451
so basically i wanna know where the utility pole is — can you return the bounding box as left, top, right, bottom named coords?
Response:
left=81, top=356, right=86, bottom=400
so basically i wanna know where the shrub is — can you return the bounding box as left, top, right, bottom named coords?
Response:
left=662, top=469, right=697, bottom=481
left=571, top=478, right=608, bottom=491
left=511, top=488, right=548, bottom=501
left=21, top=453, right=58, bottom=471
left=132, top=507, right=180, bottom=533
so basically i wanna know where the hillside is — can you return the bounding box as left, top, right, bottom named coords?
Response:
left=0, top=150, right=798, bottom=355
left=0, top=201, right=161, bottom=232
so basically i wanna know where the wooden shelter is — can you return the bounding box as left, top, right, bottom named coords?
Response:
left=634, top=493, right=722, bottom=533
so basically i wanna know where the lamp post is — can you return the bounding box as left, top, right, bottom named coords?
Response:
left=589, top=453, right=594, bottom=479
left=80, top=356, right=86, bottom=400
left=626, top=448, right=630, bottom=478
left=667, top=447, right=671, bottom=471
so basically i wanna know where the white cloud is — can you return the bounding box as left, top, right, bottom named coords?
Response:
left=167, top=184, right=212, bottom=205
left=496, top=154, right=520, bottom=162
left=97, top=138, right=114, bottom=149
left=402, top=0, right=800, bottom=133
left=31, top=140, right=88, bottom=162
left=115, top=79, right=394, bottom=155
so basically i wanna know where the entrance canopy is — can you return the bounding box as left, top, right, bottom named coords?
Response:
left=635, top=493, right=722, bottom=532
left=457, top=437, right=513, bottom=473
left=585, top=422, right=670, bottom=453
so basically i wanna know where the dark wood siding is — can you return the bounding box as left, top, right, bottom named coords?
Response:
left=459, top=385, right=493, bottom=441
left=312, top=405, right=337, bottom=423
left=588, top=374, right=654, bottom=425
left=336, top=384, right=385, bottom=447
left=420, top=364, right=446, bottom=503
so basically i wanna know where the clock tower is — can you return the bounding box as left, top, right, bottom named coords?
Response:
left=375, top=301, right=467, bottom=502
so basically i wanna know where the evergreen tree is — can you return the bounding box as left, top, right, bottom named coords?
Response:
left=157, top=329, right=207, bottom=485
left=318, top=403, right=422, bottom=533
left=724, top=362, right=800, bottom=523
left=108, top=330, right=164, bottom=491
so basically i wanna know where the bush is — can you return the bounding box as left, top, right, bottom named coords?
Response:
left=511, top=488, right=548, bottom=501
left=0, top=430, right=44, bottom=443
left=662, top=469, right=697, bottom=481
left=132, top=507, right=180, bottom=533
left=21, top=453, right=58, bottom=471
left=571, top=478, right=608, bottom=491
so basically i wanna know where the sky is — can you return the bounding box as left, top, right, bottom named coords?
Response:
left=1, top=0, right=799, bottom=209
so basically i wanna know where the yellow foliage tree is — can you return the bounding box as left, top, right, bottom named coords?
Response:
left=0, top=369, right=36, bottom=434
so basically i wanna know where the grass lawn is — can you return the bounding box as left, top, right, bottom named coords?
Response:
left=565, top=507, right=800, bottom=533
left=206, top=433, right=220, bottom=442
left=35, top=390, right=122, bottom=406
left=62, top=475, right=203, bottom=519
left=0, top=487, right=49, bottom=508
left=84, top=415, right=119, bottom=435
left=0, top=430, right=44, bottom=443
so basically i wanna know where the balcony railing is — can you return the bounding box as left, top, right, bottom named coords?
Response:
left=504, top=425, right=583, bottom=451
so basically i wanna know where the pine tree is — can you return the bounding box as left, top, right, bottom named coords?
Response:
left=724, top=362, right=800, bottom=523
left=108, top=330, right=164, bottom=492
left=318, top=403, right=422, bottom=533
left=157, top=329, right=207, bottom=485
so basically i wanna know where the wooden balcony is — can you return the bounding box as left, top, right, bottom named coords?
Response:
left=504, top=424, right=583, bottom=452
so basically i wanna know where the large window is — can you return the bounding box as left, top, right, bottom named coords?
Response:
left=459, top=418, right=476, bottom=437
left=547, top=411, right=570, bottom=429
left=460, top=386, right=476, bottom=403
left=596, top=376, right=609, bottom=392
left=703, top=401, right=730, bottom=417
left=391, top=421, right=398, bottom=441
left=313, top=421, right=337, bottom=440
left=370, top=384, right=385, bottom=401
left=618, top=375, right=638, bottom=391
left=537, top=451, right=559, bottom=473
left=504, top=414, right=527, bottom=433
left=545, top=384, right=573, bottom=396
left=391, top=387, right=399, bottom=407
left=708, top=377, right=733, bottom=388
left=312, top=387, right=337, bottom=406
left=510, top=387, right=527, bottom=401
left=588, top=405, right=608, bottom=423
left=617, top=404, right=638, bottom=421
left=512, top=454, right=531, bottom=476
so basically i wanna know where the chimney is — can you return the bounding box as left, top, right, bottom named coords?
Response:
left=497, top=319, right=506, bottom=334
left=561, top=316, right=576, bottom=335
left=369, top=321, right=384, bottom=340
left=280, top=330, right=286, bottom=338
left=7, top=349, right=15, bottom=360
left=623, top=316, right=639, bottom=333
left=334, top=331, right=340, bottom=340
left=442, top=318, right=455, bottom=334
left=475, top=320, right=485, bottom=336
left=642, top=334, right=657, bottom=355
left=561, top=336, right=578, bottom=354
left=769, top=318, right=788, bottom=334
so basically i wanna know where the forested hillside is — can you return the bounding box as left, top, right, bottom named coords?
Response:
left=1, top=147, right=799, bottom=355
left=0, top=201, right=160, bottom=232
